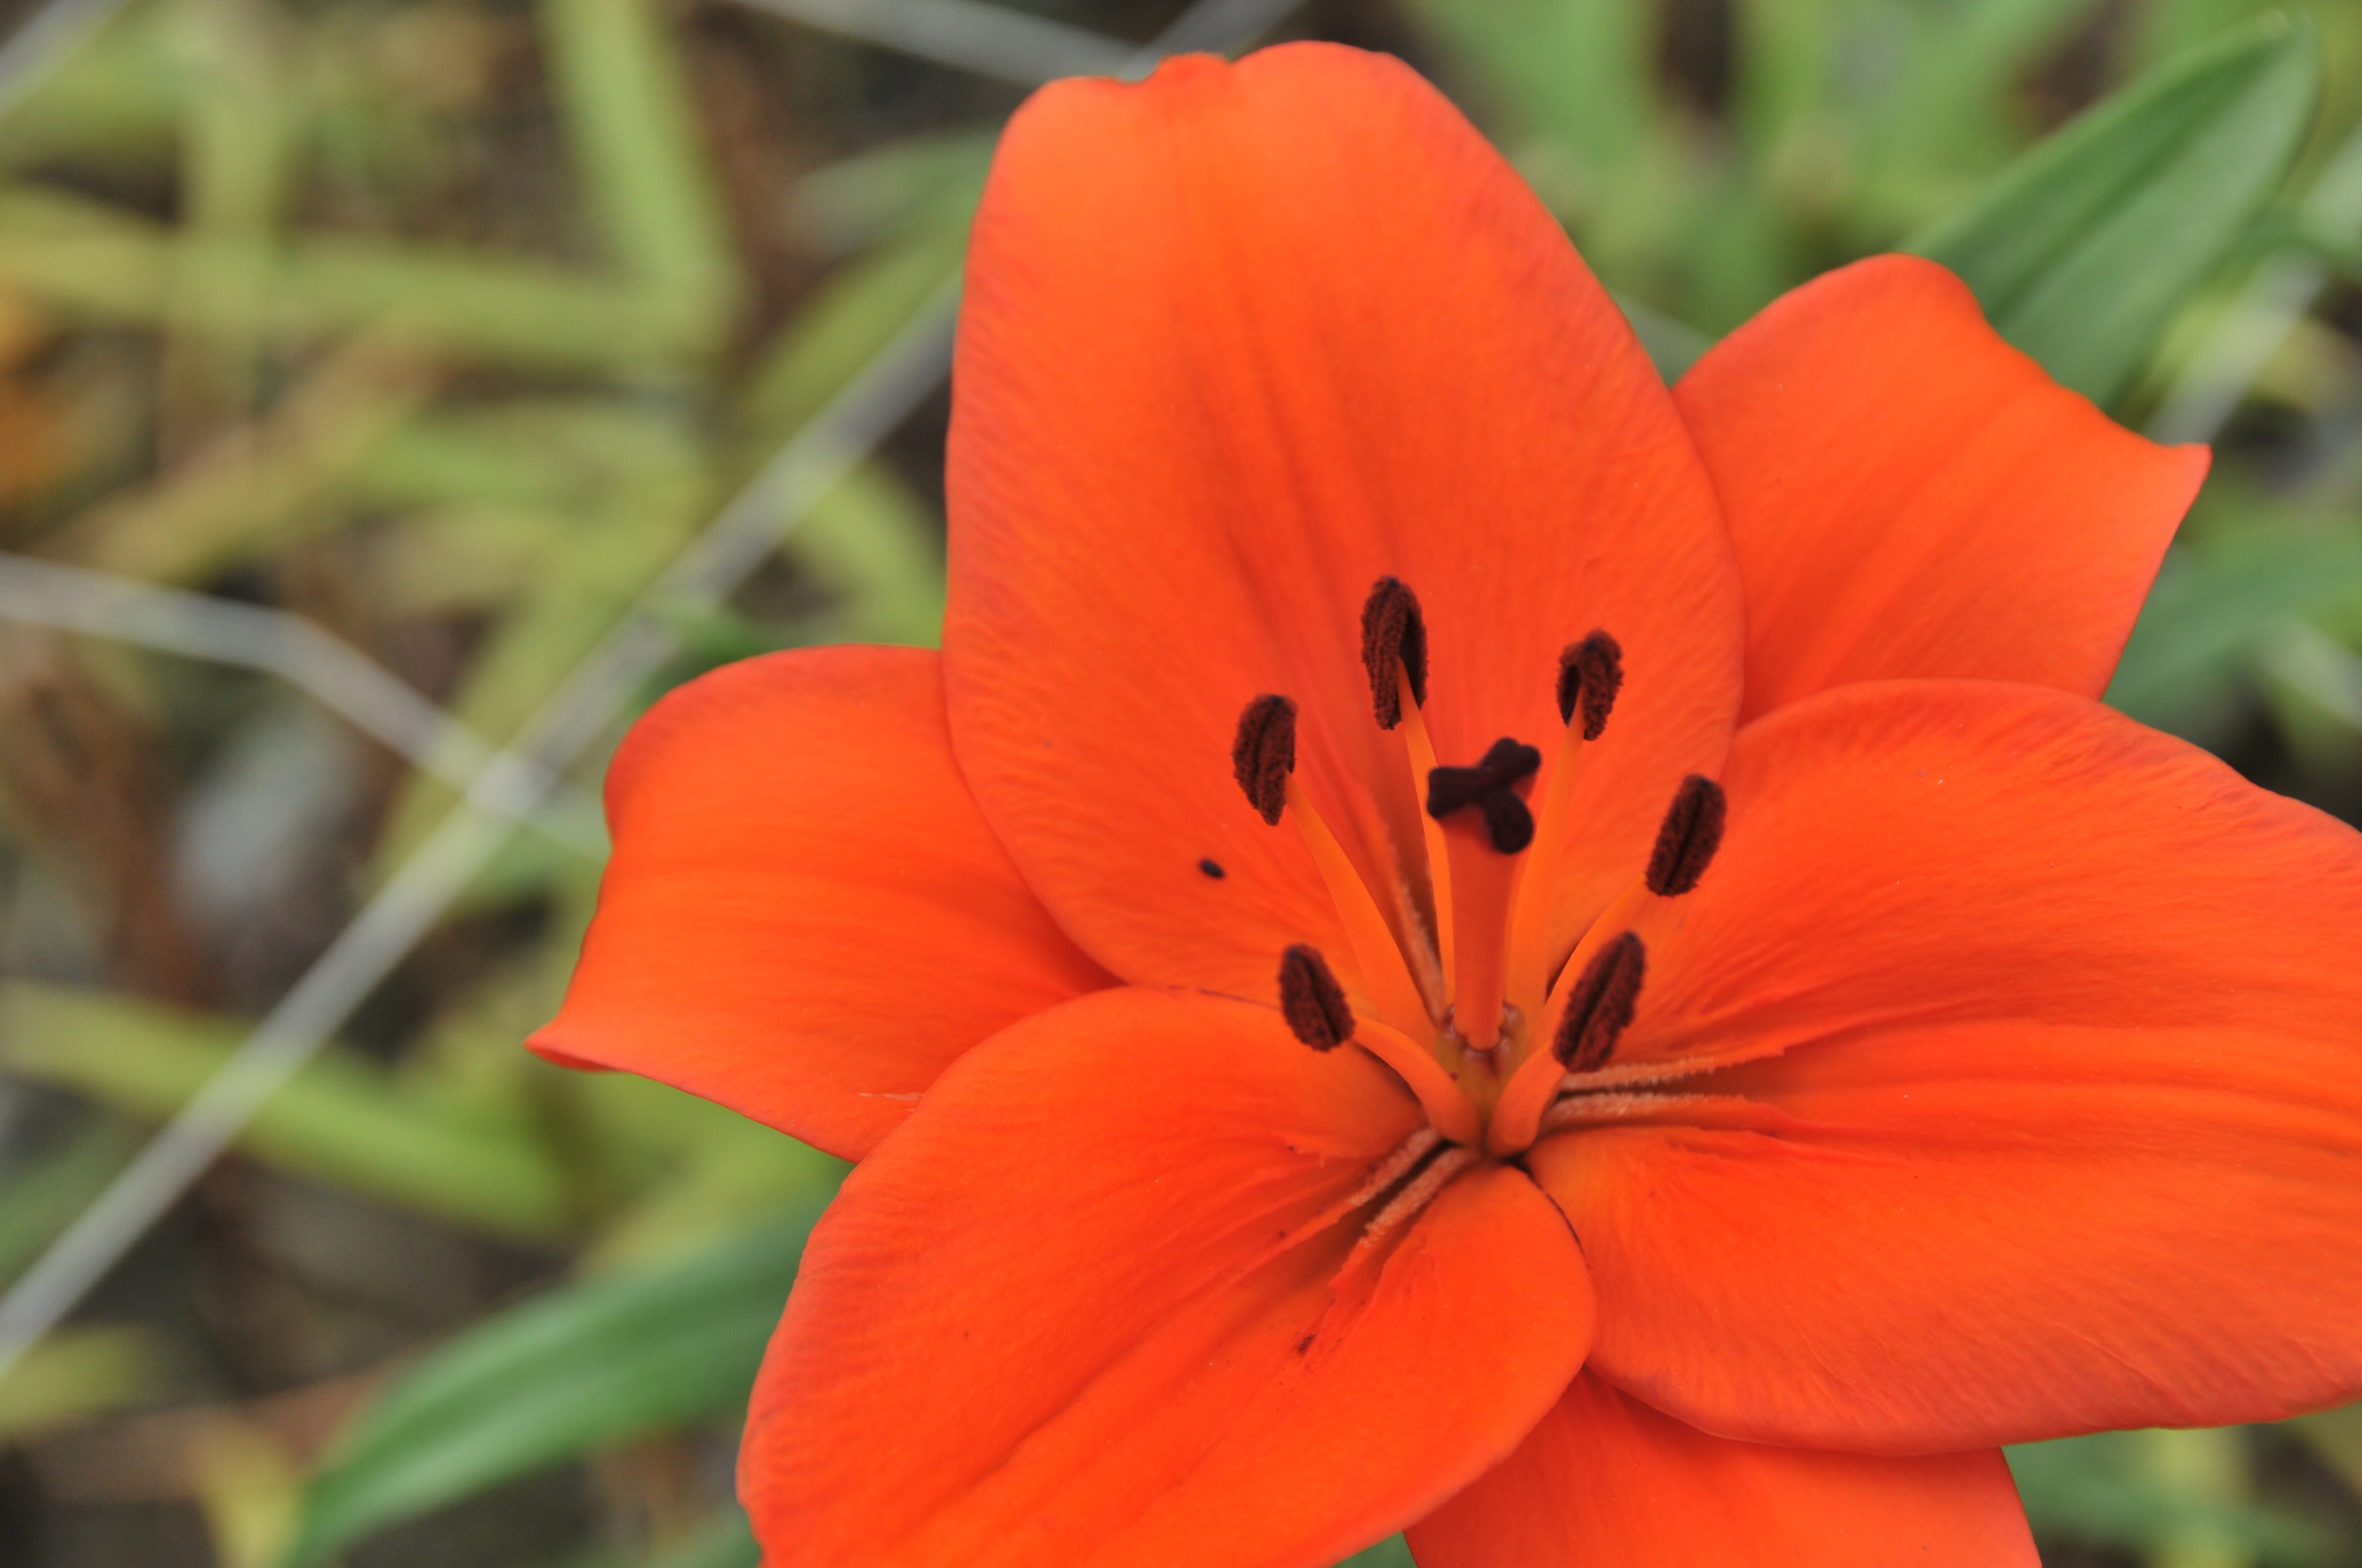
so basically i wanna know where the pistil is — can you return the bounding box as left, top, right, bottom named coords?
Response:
left=1426, top=738, right=1540, bottom=1049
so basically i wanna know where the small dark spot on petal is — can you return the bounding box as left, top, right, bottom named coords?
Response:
left=1199, top=858, right=1226, bottom=878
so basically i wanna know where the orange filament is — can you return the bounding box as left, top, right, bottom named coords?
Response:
left=1352, top=1016, right=1481, bottom=1147
left=1394, top=666, right=1456, bottom=991
left=1486, top=878, right=1651, bottom=1155
left=1344, top=1125, right=1442, bottom=1208
left=1347, top=1144, right=1481, bottom=1266
left=1538, top=1088, right=1729, bottom=1137
left=1285, top=778, right=1433, bottom=1034
left=1547, top=878, right=1650, bottom=1013
left=1440, top=815, right=1519, bottom=1048
left=1484, top=1048, right=1559, bottom=1156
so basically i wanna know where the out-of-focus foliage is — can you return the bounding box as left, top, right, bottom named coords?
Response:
left=0, top=0, right=2358, bottom=1564
left=1909, top=13, right=2317, bottom=403
left=283, top=1199, right=829, bottom=1566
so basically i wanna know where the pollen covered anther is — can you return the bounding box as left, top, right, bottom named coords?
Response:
left=1278, top=944, right=1354, bottom=1051
left=1647, top=774, right=1726, bottom=896
left=1427, top=738, right=1543, bottom=853
left=1556, top=630, right=1623, bottom=740
left=1231, top=694, right=1296, bottom=826
left=1554, top=931, right=1646, bottom=1071
left=1360, top=576, right=1429, bottom=728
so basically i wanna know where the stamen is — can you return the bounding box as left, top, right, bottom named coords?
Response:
left=1646, top=775, right=1726, bottom=897
left=1231, top=694, right=1297, bottom=826
left=1392, top=665, right=1456, bottom=993
left=1483, top=930, right=1646, bottom=1158
left=1360, top=577, right=1428, bottom=729
left=1344, top=1125, right=1442, bottom=1209
left=1555, top=630, right=1623, bottom=740
left=1498, top=775, right=1725, bottom=1152
left=1538, top=1088, right=1725, bottom=1137
left=1426, top=738, right=1542, bottom=854
left=1224, top=692, right=1433, bottom=1028
left=1347, top=1144, right=1480, bottom=1267
left=1278, top=945, right=1353, bottom=1051
left=1283, top=777, right=1435, bottom=1034
left=1553, top=931, right=1645, bottom=1071
left=1507, top=631, right=1621, bottom=1013
left=1275, top=946, right=1478, bottom=1141
left=1351, top=1016, right=1482, bottom=1147
left=1427, top=739, right=1541, bottom=1049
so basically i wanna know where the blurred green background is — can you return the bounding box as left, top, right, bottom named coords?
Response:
left=0, top=0, right=2359, bottom=1562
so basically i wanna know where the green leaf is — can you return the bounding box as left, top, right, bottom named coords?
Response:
left=282, top=1204, right=825, bottom=1568
left=2009, top=1429, right=2329, bottom=1564
left=790, top=461, right=946, bottom=648
left=1329, top=1535, right=1415, bottom=1568
left=0, top=982, right=575, bottom=1239
left=0, top=1119, right=140, bottom=1283
left=790, top=128, right=995, bottom=256
left=645, top=1511, right=759, bottom=1568
left=738, top=230, right=967, bottom=448
left=1908, top=13, right=2320, bottom=404
left=1615, top=292, right=1711, bottom=383
left=1394, top=0, right=1657, bottom=169
left=537, top=0, right=739, bottom=344
left=2105, top=520, right=2362, bottom=735
left=0, top=183, right=712, bottom=370
left=0, top=1325, right=176, bottom=1440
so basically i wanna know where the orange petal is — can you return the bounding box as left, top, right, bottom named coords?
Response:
left=1674, top=255, right=2208, bottom=722
left=943, top=44, right=1742, bottom=1003
left=1406, top=1372, right=2035, bottom=1567
left=529, top=646, right=1109, bottom=1161
left=1529, top=680, right=2362, bottom=1452
left=745, top=987, right=1594, bottom=1568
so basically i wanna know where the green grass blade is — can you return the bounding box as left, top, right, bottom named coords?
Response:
left=0, top=184, right=715, bottom=369
left=0, top=1119, right=140, bottom=1283
left=2106, top=517, right=2362, bottom=734
left=644, top=1510, right=759, bottom=1568
left=1908, top=13, right=2320, bottom=405
left=537, top=0, right=738, bottom=344
left=0, top=1325, right=174, bottom=1440
left=0, top=982, right=574, bottom=1239
left=280, top=1204, right=825, bottom=1567
left=1394, top=0, right=1657, bottom=168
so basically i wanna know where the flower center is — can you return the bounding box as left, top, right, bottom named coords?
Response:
left=1229, top=576, right=1726, bottom=1169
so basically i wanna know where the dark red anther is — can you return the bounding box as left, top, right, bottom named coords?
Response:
left=1426, top=738, right=1543, bottom=853
left=1231, top=694, right=1296, bottom=826
left=1647, top=775, right=1725, bottom=896
left=1278, top=945, right=1354, bottom=1051
left=1556, top=631, right=1623, bottom=741
left=1554, top=931, right=1645, bottom=1071
left=1361, top=577, right=1429, bottom=729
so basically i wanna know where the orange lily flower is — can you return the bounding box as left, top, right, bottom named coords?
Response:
left=532, top=43, right=2362, bottom=1567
